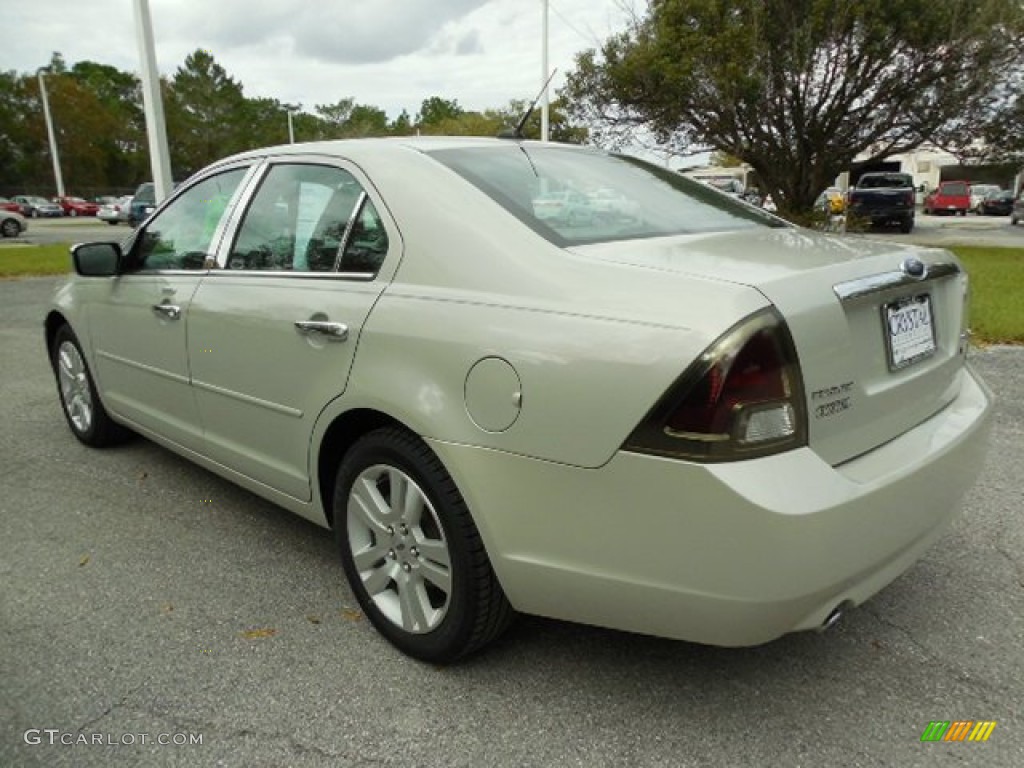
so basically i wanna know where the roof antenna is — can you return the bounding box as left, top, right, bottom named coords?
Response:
left=498, top=68, right=558, bottom=140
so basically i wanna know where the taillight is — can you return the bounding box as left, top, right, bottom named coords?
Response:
left=624, top=309, right=807, bottom=461
left=905, top=191, right=915, bottom=205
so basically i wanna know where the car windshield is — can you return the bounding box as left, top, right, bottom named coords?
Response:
left=428, top=145, right=784, bottom=247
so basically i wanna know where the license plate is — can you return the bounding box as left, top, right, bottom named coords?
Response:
left=884, top=294, right=936, bottom=370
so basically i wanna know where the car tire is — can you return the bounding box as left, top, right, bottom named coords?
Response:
left=30, top=209, right=39, bottom=218
left=106, top=220, right=117, bottom=226
left=900, top=217, right=914, bottom=234
left=1, top=218, right=19, bottom=237
left=333, top=426, right=514, bottom=663
left=51, top=325, right=131, bottom=447
left=69, top=209, right=78, bottom=217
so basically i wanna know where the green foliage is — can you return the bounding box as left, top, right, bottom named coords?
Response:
left=165, top=49, right=249, bottom=175
left=416, top=96, right=463, bottom=127
left=563, top=0, right=1024, bottom=214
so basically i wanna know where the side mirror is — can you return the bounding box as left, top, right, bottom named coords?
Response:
left=72, top=242, right=122, bottom=277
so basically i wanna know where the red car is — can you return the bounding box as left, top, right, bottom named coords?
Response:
left=0, top=196, right=23, bottom=213
left=53, top=196, right=100, bottom=217
left=923, top=181, right=970, bottom=216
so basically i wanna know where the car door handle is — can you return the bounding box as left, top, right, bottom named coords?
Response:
left=152, top=303, right=181, bottom=320
left=294, top=320, right=349, bottom=341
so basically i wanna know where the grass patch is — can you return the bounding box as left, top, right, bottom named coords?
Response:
left=0, top=243, right=72, bottom=277
left=3, top=241, right=1022, bottom=344
left=949, top=246, right=1024, bottom=345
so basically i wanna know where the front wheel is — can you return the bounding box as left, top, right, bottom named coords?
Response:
left=1, top=218, right=19, bottom=237
left=69, top=209, right=78, bottom=217
left=51, top=325, right=130, bottom=447
left=334, top=427, right=513, bottom=663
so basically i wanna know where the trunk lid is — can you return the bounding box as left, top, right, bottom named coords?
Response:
left=572, top=228, right=968, bottom=466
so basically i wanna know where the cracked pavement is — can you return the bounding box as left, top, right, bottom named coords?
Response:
left=1, top=277, right=1022, bottom=767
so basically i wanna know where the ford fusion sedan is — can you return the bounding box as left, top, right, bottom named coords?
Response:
left=45, top=138, right=992, bottom=663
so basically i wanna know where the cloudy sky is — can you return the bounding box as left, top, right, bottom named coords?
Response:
left=3, top=0, right=641, bottom=118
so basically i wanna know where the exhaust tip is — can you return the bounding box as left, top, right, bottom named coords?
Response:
left=819, top=601, right=853, bottom=633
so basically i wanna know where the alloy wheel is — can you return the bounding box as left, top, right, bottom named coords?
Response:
left=57, top=340, right=94, bottom=433
left=346, top=464, right=452, bottom=634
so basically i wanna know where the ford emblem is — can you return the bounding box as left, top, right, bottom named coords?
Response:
left=902, top=257, right=926, bottom=279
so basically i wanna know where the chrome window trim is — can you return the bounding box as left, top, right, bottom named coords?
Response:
left=833, top=262, right=960, bottom=302
left=334, top=191, right=368, bottom=272
left=203, top=269, right=376, bottom=281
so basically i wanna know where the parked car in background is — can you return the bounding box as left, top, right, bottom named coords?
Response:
left=531, top=188, right=593, bottom=225
left=96, top=195, right=133, bottom=225
left=46, top=137, right=992, bottom=663
left=846, top=172, right=915, bottom=232
left=12, top=195, right=63, bottom=218
left=979, top=189, right=1014, bottom=216
left=1, top=196, right=24, bottom=213
left=54, top=196, right=100, bottom=217
left=1, top=208, right=28, bottom=237
left=587, top=187, right=642, bottom=221
left=969, top=184, right=1001, bottom=214
left=816, top=187, right=846, bottom=214
left=1011, top=192, right=1023, bottom=226
left=127, top=182, right=157, bottom=227
left=923, top=181, right=971, bottom=216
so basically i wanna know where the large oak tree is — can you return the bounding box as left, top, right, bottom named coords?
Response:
left=562, top=0, right=1024, bottom=213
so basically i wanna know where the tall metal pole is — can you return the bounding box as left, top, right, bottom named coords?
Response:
left=541, top=0, right=550, bottom=142
left=37, top=72, right=65, bottom=198
left=287, top=111, right=295, bottom=144
left=133, top=0, right=173, bottom=204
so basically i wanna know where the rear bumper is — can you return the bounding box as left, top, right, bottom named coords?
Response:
left=430, top=365, right=993, bottom=646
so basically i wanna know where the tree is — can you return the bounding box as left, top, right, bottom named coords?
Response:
left=389, top=109, right=414, bottom=136
left=416, top=96, right=463, bottom=128
left=166, top=50, right=248, bottom=176
left=562, top=0, right=1024, bottom=214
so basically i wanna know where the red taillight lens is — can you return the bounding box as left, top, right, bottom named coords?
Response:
left=625, top=310, right=807, bottom=462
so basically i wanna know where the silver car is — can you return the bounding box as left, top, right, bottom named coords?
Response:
left=1, top=208, right=28, bottom=238
left=45, top=138, right=993, bottom=662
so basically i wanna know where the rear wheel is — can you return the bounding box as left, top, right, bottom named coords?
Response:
left=69, top=209, right=78, bottom=217
left=1, top=218, right=19, bottom=237
left=900, top=217, right=914, bottom=234
left=51, top=325, right=130, bottom=447
left=334, top=427, right=513, bottom=663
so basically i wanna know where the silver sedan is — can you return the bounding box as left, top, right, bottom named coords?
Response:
left=44, top=137, right=993, bottom=662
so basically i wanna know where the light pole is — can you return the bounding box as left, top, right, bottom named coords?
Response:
left=287, top=110, right=295, bottom=144
left=541, top=0, right=550, bottom=142
left=133, top=0, right=173, bottom=204
left=37, top=71, right=65, bottom=198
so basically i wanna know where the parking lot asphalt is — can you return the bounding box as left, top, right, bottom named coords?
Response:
left=1, top=277, right=1022, bottom=767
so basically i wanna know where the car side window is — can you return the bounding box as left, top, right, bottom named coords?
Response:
left=132, top=170, right=246, bottom=271
left=339, top=198, right=389, bottom=274
left=227, top=164, right=384, bottom=274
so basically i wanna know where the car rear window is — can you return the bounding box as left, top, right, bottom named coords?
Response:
left=427, top=145, right=785, bottom=247
left=943, top=182, right=968, bottom=195
left=858, top=174, right=912, bottom=189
